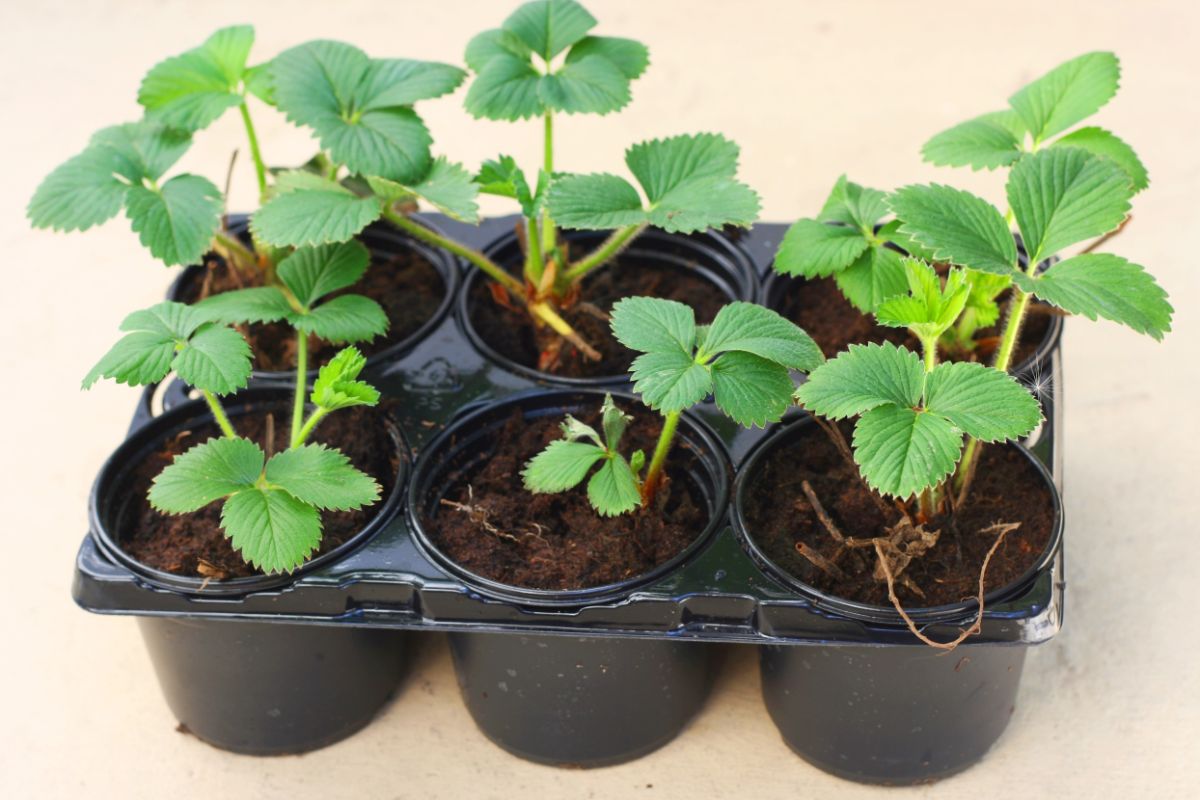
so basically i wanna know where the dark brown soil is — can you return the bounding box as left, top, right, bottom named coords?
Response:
left=179, top=247, right=445, bottom=372
left=119, top=405, right=400, bottom=579
left=773, top=275, right=1055, bottom=366
left=742, top=422, right=1055, bottom=607
left=469, top=258, right=731, bottom=378
left=423, top=408, right=710, bottom=591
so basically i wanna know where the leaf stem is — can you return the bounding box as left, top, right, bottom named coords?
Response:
left=641, top=410, right=681, bottom=505
left=294, top=407, right=328, bottom=448
left=541, top=111, right=557, bottom=255
left=238, top=100, right=269, bottom=202
left=381, top=207, right=524, bottom=293
left=525, top=215, right=544, bottom=288
left=213, top=229, right=257, bottom=273
left=562, top=223, right=649, bottom=285
left=203, top=390, right=237, bottom=439
left=917, top=335, right=941, bottom=517
left=290, top=332, right=308, bottom=448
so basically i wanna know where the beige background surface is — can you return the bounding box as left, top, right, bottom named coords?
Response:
left=2, top=1, right=1197, bottom=797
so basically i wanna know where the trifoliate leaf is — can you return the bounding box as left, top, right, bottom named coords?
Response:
left=538, top=55, right=630, bottom=114
left=277, top=241, right=371, bottom=308
left=292, top=295, right=389, bottom=343
left=794, top=342, right=924, bottom=420
left=221, top=486, right=322, bottom=573
left=921, top=111, right=1026, bottom=171
left=1053, top=126, right=1148, bottom=192
left=252, top=178, right=383, bottom=247
left=1012, top=253, right=1172, bottom=340
left=874, top=259, right=970, bottom=341
left=311, top=347, right=380, bottom=410
left=852, top=405, right=962, bottom=499
left=889, top=184, right=1017, bottom=276
left=587, top=456, right=641, bottom=517
left=818, top=175, right=889, bottom=232
left=833, top=245, right=909, bottom=313
left=505, top=0, right=596, bottom=60
left=773, top=219, right=869, bottom=279
left=701, top=302, right=824, bottom=371
left=138, top=25, right=255, bottom=131
left=924, top=361, right=1042, bottom=442
left=124, top=174, right=223, bottom=267
left=1007, top=147, right=1132, bottom=263
left=1008, top=52, right=1120, bottom=143
left=196, top=286, right=294, bottom=325
left=172, top=323, right=253, bottom=395
left=265, top=444, right=380, bottom=510
left=711, top=351, right=794, bottom=428
left=522, top=439, right=607, bottom=493
left=148, top=437, right=264, bottom=513
left=566, top=36, right=649, bottom=79
left=610, top=296, right=696, bottom=353
left=629, top=349, right=712, bottom=413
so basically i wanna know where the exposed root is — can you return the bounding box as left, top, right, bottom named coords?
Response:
left=440, top=489, right=549, bottom=546
left=576, top=302, right=611, bottom=322
left=795, top=541, right=848, bottom=581
left=800, top=480, right=844, bottom=543
left=811, top=416, right=896, bottom=518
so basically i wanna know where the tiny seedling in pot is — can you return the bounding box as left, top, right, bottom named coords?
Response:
left=524, top=298, right=823, bottom=513
left=84, top=300, right=384, bottom=574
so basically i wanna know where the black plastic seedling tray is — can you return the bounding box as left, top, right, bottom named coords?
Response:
left=73, top=217, right=1065, bottom=647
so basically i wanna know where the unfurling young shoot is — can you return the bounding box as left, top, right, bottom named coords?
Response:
left=524, top=298, right=823, bottom=515
left=83, top=301, right=383, bottom=574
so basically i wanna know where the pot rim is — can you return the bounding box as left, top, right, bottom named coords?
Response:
left=406, top=387, right=733, bottom=608
left=88, top=387, right=410, bottom=597
left=167, top=215, right=460, bottom=382
left=729, top=414, right=1064, bottom=627
left=455, top=227, right=760, bottom=387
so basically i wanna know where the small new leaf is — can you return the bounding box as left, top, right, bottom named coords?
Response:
left=875, top=259, right=970, bottom=341
left=311, top=347, right=381, bottom=411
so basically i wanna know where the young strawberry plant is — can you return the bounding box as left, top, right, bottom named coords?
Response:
left=524, top=298, right=823, bottom=512
left=84, top=300, right=383, bottom=574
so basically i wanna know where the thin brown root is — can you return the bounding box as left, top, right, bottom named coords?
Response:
left=875, top=521, right=1020, bottom=651
left=795, top=542, right=848, bottom=581
left=439, top=489, right=548, bottom=546
left=812, top=416, right=895, bottom=518
left=265, top=412, right=275, bottom=457
left=800, top=480, right=844, bottom=543
left=576, top=302, right=611, bottom=322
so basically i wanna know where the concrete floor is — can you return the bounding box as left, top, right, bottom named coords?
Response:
left=2, top=1, right=1197, bottom=797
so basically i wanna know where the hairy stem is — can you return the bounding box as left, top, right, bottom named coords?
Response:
left=540, top=111, right=556, bottom=255
left=562, top=223, right=649, bottom=286
left=238, top=100, right=268, bottom=202
left=382, top=208, right=523, bottom=293
left=203, top=390, right=237, bottom=438
left=641, top=410, right=681, bottom=505
left=290, top=332, right=308, bottom=448
left=918, top=334, right=942, bottom=517
left=525, top=215, right=544, bottom=288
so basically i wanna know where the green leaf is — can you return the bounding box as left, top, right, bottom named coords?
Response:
left=196, top=286, right=293, bottom=325
left=711, top=351, right=794, bottom=427
left=546, top=172, right=645, bottom=229
left=523, top=440, right=607, bottom=493
left=1053, top=126, right=1148, bottom=192
left=138, top=25, right=255, bottom=131
left=252, top=181, right=383, bottom=247
left=587, top=456, right=641, bottom=517
left=27, top=148, right=129, bottom=232
left=701, top=302, right=824, bottom=371
left=773, top=219, right=869, bottom=279
left=874, top=260, right=970, bottom=340
left=1013, top=253, right=1172, bottom=339
left=560, top=414, right=603, bottom=447
left=148, top=437, right=264, bottom=512
left=464, top=53, right=544, bottom=120
left=567, top=36, right=649, bottom=79
left=503, top=0, right=596, bottom=60
left=600, top=394, right=631, bottom=450
left=222, top=486, right=322, bottom=573
left=626, top=130, right=737, bottom=199
left=121, top=301, right=207, bottom=338
left=959, top=271, right=1012, bottom=329
left=629, top=349, right=712, bottom=413
left=921, top=111, right=1026, bottom=171
left=91, top=122, right=192, bottom=182
left=124, top=174, right=222, bottom=267
left=818, top=175, right=889, bottom=231
left=277, top=241, right=370, bottom=308
left=1008, top=52, right=1120, bottom=143
left=889, top=184, right=1017, bottom=276
left=475, top=155, right=530, bottom=200
left=358, top=59, right=466, bottom=107
left=404, top=157, right=480, bottom=222
left=833, top=245, right=909, bottom=313
left=876, top=219, right=939, bottom=262
left=172, top=324, right=253, bottom=395
left=1007, top=147, right=1132, bottom=263
left=925, top=361, right=1042, bottom=442
left=610, top=296, right=696, bottom=353
left=538, top=55, right=630, bottom=114
left=464, top=29, right=532, bottom=72
left=794, top=342, right=924, bottom=420
left=853, top=406, right=962, bottom=499
left=244, top=61, right=276, bottom=105
left=265, top=444, right=380, bottom=510
left=82, top=331, right=176, bottom=390
left=292, top=295, right=389, bottom=343
left=311, top=347, right=381, bottom=410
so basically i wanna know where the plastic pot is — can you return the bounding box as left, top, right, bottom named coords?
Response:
left=407, top=389, right=731, bottom=765
left=88, top=389, right=411, bottom=753
left=458, top=227, right=759, bottom=386
left=731, top=417, right=1065, bottom=784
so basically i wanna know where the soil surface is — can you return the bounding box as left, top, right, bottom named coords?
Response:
left=179, top=247, right=445, bottom=372
left=469, top=256, right=732, bottom=378
left=772, top=274, right=1056, bottom=367
left=423, top=407, right=710, bottom=591
left=742, top=422, right=1055, bottom=607
left=119, top=404, right=400, bottom=579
